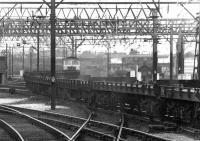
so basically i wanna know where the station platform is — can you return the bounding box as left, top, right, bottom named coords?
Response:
left=0, top=91, right=89, bottom=119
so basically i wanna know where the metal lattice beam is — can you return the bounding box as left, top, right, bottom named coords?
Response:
left=0, top=1, right=199, bottom=44
left=0, top=1, right=199, bottom=4
left=0, top=18, right=197, bottom=36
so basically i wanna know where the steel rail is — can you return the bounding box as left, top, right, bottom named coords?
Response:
left=36, top=111, right=171, bottom=141
left=70, top=112, right=93, bottom=141
left=0, top=119, right=24, bottom=141
left=4, top=104, right=120, bottom=134
left=0, top=85, right=30, bottom=94
left=3, top=105, right=86, bottom=125
left=3, top=105, right=171, bottom=141
left=4, top=104, right=120, bottom=131
left=3, top=104, right=119, bottom=131
left=38, top=116, right=116, bottom=141
left=0, top=105, right=71, bottom=141
left=116, top=114, right=124, bottom=141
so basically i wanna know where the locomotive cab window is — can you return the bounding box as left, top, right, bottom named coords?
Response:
left=64, top=60, right=72, bottom=65
left=72, top=60, right=80, bottom=65
left=63, top=57, right=80, bottom=71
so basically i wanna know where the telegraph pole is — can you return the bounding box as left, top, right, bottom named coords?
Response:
left=11, top=46, right=13, bottom=77
left=107, top=47, right=110, bottom=77
left=43, top=47, right=45, bottom=71
left=6, top=43, right=8, bottom=79
left=197, top=13, right=200, bottom=79
left=63, top=47, right=66, bottom=59
left=170, top=27, right=173, bottom=80
left=50, top=0, right=56, bottom=110
left=177, top=33, right=184, bottom=75
left=9, top=46, right=11, bottom=77
left=30, top=47, right=33, bottom=72
left=22, top=44, right=24, bottom=70
left=152, top=9, right=158, bottom=82
left=37, top=28, right=40, bottom=72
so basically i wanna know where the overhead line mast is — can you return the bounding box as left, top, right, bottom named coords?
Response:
left=50, top=0, right=56, bottom=110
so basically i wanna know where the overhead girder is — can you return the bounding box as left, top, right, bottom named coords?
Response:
left=0, top=1, right=198, bottom=43
left=0, top=1, right=199, bottom=19
left=0, top=1, right=200, bottom=5
left=0, top=18, right=197, bottom=36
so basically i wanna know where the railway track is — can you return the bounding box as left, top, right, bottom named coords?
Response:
left=0, top=119, right=19, bottom=141
left=2, top=105, right=171, bottom=141
left=0, top=105, right=70, bottom=141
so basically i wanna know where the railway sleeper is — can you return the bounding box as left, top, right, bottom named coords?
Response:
left=181, top=127, right=200, bottom=140
left=121, top=127, right=171, bottom=141
left=79, top=129, right=115, bottom=141
left=148, top=124, right=177, bottom=133
left=38, top=117, right=79, bottom=133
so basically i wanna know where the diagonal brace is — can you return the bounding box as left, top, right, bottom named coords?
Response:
left=43, top=0, right=51, bottom=8
left=56, top=0, right=64, bottom=8
left=0, top=3, right=17, bottom=22
left=152, top=0, right=162, bottom=18
left=180, top=3, right=196, bottom=20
